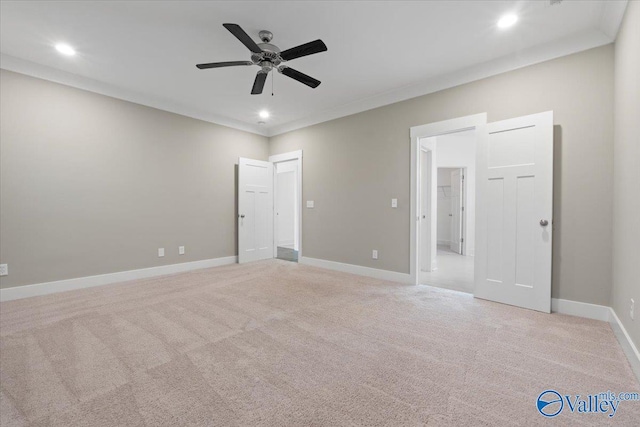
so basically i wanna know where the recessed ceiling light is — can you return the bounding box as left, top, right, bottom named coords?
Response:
left=259, top=110, right=269, bottom=119
left=55, top=43, right=76, bottom=56
left=497, top=14, right=518, bottom=29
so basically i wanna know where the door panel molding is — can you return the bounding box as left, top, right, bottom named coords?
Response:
left=238, top=158, right=274, bottom=264
left=474, top=111, right=553, bottom=313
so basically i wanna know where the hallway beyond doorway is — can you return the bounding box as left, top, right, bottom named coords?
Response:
left=420, top=244, right=474, bottom=293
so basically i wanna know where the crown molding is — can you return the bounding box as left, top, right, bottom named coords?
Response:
left=0, top=54, right=268, bottom=137
left=598, top=0, right=628, bottom=40
left=3, top=7, right=626, bottom=140
left=266, top=28, right=613, bottom=137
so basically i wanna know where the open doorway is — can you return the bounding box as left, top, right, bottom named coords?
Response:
left=274, top=160, right=299, bottom=262
left=410, top=112, right=554, bottom=312
left=437, top=167, right=464, bottom=254
left=269, top=150, right=303, bottom=263
left=421, top=130, right=475, bottom=293
left=410, top=114, right=485, bottom=293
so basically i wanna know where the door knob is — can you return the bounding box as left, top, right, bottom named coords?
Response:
left=540, top=219, right=549, bottom=226
left=239, top=214, right=245, bottom=218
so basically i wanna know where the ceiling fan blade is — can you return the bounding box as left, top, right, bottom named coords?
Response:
left=223, top=23, right=262, bottom=54
left=196, top=61, right=253, bottom=69
left=251, top=72, right=268, bottom=95
left=280, top=39, right=327, bottom=61
left=279, top=66, right=321, bottom=88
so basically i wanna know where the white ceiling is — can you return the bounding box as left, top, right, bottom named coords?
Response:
left=0, top=1, right=627, bottom=136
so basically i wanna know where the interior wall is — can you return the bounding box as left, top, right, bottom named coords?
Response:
left=270, top=44, right=614, bottom=306
left=0, top=69, right=269, bottom=289
left=435, top=130, right=476, bottom=256
left=612, top=1, right=639, bottom=349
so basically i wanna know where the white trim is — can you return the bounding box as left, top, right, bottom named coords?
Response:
left=299, top=257, right=412, bottom=284
left=609, top=308, right=640, bottom=376
left=268, top=29, right=612, bottom=137
left=551, top=298, right=611, bottom=321
left=410, top=113, right=487, bottom=286
left=0, top=54, right=267, bottom=137
left=0, top=256, right=237, bottom=302
left=599, top=0, right=629, bottom=40
left=3, top=23, right=619, bottom=139
left=269, top=150, right=303, bottom=164
left=269, top=150, right=303, bottom=259
left=549, top=298, right=639, bottom=375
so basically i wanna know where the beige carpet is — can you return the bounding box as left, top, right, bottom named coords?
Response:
left=1, top=260, right=639, bottom=426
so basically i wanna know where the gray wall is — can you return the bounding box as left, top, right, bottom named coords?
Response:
left=0, top=70, right=269, bottom=289
left=612, top=1, right=639, bottom=349
left=270, top=44, right=615, bottom=306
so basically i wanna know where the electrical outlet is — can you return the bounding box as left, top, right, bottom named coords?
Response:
left=0, top=264, right=7, bottom=276
left=306, top=200, right=314, bottom=208
left=372, top=250, right=378, bottom=260
left=391, top=198, right=398, bottom=208
left=158, top=248, right=165, bottom=257
left=179, top=246, right=185, bottom=255
left=631, top=299, right=635, bottom=321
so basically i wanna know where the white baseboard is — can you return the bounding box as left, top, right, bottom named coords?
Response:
left=299, top=257, right=412, bottom=284
left=0, top=256, right=237, bottom=302
left=609, top=308, right=640, bottom=378
left=551, top=298, right=611, bottom=321
left=551, top=298, right=639, bottom=375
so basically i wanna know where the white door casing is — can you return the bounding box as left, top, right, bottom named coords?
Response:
left=474, top=111, right=554, bottom=313
left=420, top=147, right=436, bottom=271
left=450, top=169, right=463, bottom=254
left=238, top=158, right=274, bottom=264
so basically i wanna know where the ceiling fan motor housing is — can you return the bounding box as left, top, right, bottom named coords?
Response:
left=252, top=40, right=282, bottom=68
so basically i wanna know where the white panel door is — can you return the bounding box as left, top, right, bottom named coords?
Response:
left=238, top=158, right=273, bottom=264
left=475, top=111, right=553, bottom=312
left=450, top=169, right=463, bottom=254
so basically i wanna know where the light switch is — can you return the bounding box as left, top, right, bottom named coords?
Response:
left=178, top=246, right=185, bottom=255
left=391, top=198, right=398, bottom=208
left=306, top=200, right=314, bottom=208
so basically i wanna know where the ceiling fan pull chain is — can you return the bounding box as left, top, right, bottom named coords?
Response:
left=272, top=72, right=274, bottom=96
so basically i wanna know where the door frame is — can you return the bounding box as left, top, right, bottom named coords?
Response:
left=420, top=144, right=436, bottom=272
left=269, top=150, right=303, bottom=260
left=410, top=113, right=487, bottom=285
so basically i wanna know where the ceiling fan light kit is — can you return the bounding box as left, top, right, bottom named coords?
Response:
left=196, top=23, right=327, bottom=95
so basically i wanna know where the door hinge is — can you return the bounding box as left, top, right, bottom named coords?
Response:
left=461, top=206, right=464, bottom=212
left=461, top=238, right=464, bottom=243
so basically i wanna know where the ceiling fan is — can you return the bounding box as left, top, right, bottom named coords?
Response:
left=196, top=23, right=327, bottom=95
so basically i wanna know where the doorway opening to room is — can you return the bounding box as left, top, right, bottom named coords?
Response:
left=418, top=130, right=476, bottom=293
left=274, top=159, right=299, bottom=262
left=237, top=150, right=302, bottom=264
left=410, top=111, right=555, bottom=313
